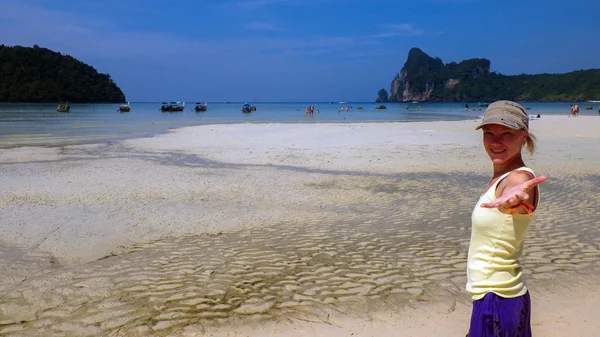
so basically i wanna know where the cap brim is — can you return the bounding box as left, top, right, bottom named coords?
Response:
left=475, top=116, right=522, bottom=130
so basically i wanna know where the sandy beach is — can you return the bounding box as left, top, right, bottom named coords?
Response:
left=1, top=115, right=600, bottom=336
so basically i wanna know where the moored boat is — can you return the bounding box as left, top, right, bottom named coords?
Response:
left=194, top=102, right=208, bottom=112
left=57, top=101, right=70, bottom=113
left=119, top=102, right=131, bottom=112
left=160, top=101, right=185, bottom=112
left=241, top=103, right=255, bottom=113
left=170, top=101, right=185, bottom=112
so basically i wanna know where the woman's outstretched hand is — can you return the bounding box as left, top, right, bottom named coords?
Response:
left=480, top=175, right=547, bottom=210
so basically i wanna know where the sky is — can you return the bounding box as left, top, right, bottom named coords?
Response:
left=1, top=0, right=599, bottom=102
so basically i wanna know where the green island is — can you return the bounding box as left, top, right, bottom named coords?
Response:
left=0, top=45, right=126, bottom=103
left=377, top=47, right=600, bottom=102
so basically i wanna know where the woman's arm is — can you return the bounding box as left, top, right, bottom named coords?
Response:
left=481, top=172, right=547, bottom=214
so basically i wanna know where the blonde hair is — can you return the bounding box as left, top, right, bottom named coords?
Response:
left=524, top=132, right=536, bottom=155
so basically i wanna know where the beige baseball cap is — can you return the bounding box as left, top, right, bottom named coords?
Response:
left=475, top=100, right=529, bottom=131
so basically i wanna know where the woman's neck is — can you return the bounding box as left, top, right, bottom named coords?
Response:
left=492, top=157, right=525, bottom=178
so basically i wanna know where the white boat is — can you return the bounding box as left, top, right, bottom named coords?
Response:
left=588, top=100, right=600, bottom=103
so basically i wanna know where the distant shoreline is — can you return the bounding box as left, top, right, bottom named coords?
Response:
left=2, top=100, right=599, bottom=104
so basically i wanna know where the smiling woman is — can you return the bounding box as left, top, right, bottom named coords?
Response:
left=466, top=100, right=547, bottom=337
left=481, top=124, right=529, bottom=164
left=476, top=101, right=537, bottom=157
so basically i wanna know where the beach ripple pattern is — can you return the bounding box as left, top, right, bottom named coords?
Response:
left=0, top=173, right=599, bottom=336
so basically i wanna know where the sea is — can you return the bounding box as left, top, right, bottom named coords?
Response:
left=0, top=101, right=596, bottom=147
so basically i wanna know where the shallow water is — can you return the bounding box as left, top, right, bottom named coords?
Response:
left=1, top=101, right=594, bottom=148
left=1, top=171, right=599, bottom=336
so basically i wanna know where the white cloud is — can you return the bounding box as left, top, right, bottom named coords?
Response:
left=0, top=0, right=226, bottom=60
left=0, top=1, right=361, bottom=59
left=369, top=23, right=426, bottom=38
left=0, top=0, right=441, bottom=67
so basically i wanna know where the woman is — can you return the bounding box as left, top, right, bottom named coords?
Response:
left=466, top=100, right=547, bottom=337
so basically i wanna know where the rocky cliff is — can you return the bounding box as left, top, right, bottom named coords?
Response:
left=383, top=48, right=600, bottom=102
left=388, top=48, right=489, bottom=102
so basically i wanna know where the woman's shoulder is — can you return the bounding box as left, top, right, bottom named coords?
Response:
left=506, top=168, right=536, bottom=183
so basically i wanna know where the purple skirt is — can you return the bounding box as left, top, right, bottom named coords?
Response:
left=467, top=292, right=531, bottom=337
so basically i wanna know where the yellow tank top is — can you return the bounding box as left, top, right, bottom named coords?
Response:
left=466, top=167, right=539, bottom=301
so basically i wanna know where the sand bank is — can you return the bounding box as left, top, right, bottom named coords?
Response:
left=202, top=282, right=600, bottom=337
left=1, top=115, right=599, bottom=336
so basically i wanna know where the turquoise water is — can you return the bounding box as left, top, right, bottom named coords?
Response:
left=0, top=101, right=597, bottom=147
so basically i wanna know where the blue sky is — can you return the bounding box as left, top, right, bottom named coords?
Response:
left=1, top=0, right=599, bottom=102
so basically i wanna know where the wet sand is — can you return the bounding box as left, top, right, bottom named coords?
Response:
left=1, top=115, right=600, bottom=336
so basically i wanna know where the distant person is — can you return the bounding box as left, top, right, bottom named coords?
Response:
left=466, top=103, right=469, bottom=111
left=466, top=100, right=546, bottom=337
left=598, top=105, right=599, bottom=114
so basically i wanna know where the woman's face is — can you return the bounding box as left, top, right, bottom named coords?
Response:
left=482, top=124, right=527, bottom=164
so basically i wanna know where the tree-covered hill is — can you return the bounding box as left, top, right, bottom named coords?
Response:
left=382, top=47, right=600, bottom=102
left=0, top=44, right=126, bottom=103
